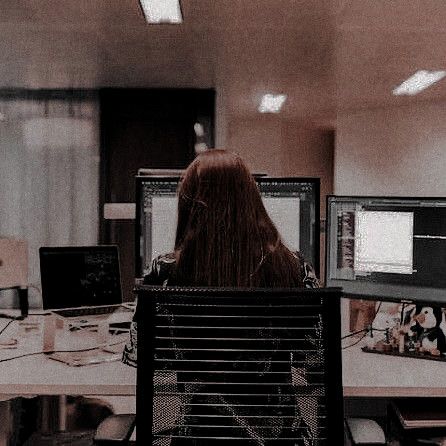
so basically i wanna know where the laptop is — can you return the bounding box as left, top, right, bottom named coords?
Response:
left=39, top=245, right=133, bottom=366
left=39, top=245, right=126, bottom=320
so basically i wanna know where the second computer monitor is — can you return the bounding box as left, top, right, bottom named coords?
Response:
left=326, top=196, right=446, bottom=304
left=135, top=176, right=320, bottom=278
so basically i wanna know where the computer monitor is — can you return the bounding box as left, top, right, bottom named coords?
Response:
left=135, top=176, right=320, bottom=278
left=325, top=196, right=446, bottom=304
left=39, top=246, right=122, bottom=310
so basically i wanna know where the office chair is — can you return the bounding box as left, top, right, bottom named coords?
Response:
left=134, top=285, right=344, bottom=445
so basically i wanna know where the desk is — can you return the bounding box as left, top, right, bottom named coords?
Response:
left=0, top=313, right=136, bottom=441
left=343, top=344, right=446, bottom=397
left=6, top=313, right=444, bottom=400
left=0, top=313, right=136, bottom=398
left=0, top=354, right=136, bottom=397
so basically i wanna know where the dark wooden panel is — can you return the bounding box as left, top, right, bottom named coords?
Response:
left=99, top=89, right=215, bottom=300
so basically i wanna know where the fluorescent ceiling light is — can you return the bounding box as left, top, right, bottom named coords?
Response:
left=258, top=94, right=287, bottom=113
left=393, top=70, right=446, bottom=96
left=139, top=0, right=183, bottom=24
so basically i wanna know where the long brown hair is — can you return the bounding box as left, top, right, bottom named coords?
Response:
left=173, top=149, right=303, bottom=287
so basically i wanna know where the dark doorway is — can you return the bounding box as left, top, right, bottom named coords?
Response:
left=100, top=89, right=215, bottom=300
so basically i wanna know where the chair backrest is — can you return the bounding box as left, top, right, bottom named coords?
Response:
left=135, top=286, right=344, bottom=445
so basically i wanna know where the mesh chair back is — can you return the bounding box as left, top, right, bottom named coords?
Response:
left=135, top=286, right=343, bottom=445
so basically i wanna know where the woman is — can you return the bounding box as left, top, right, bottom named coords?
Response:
left=123, top=149, right=319, bottom=444
left=123, top=149, right=318, bottom=363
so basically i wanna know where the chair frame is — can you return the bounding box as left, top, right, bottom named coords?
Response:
left=135, top=286, right=344, bottom=445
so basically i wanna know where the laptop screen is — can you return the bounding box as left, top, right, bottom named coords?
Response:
left=39, top=246, right=122, bottom=310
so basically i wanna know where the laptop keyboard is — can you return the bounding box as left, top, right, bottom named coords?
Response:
left=51, top=305, right=120, bottom=318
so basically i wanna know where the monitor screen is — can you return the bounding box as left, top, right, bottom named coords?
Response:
left=39, top=246, right=122, bottom=310
left=325, top=196, right=446, bottom=304
left=135, top=176, right=320, bottom=277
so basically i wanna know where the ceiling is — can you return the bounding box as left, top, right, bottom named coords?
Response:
left=1, top=0, right=446, bottom=124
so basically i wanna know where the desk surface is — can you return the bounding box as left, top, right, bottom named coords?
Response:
left=1, top=313, right=444, bottom=399
left=0, top=314, right=136, bottom=397
left=343, top=344, right=446, bottom=397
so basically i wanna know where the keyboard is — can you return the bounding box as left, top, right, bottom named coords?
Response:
left=51, top=305, right=122, bottom=319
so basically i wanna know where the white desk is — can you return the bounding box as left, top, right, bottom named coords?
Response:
left=0, top=313, right=136, bottom=439
left=343, top=344, right=446, bottom=397
left=0, top=314, right=136, bottom=399
left=0, top=354, right=135, bottom=397
left=5, top=313, right=444, bottom=400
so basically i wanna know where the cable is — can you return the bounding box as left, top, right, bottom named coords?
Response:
left=343, top=327, right=391, bottom=350
left=0, top=311, right=52, bottom=320
left=342, top=331, right=369, bottom=350
left=374, top=301, right=382, bottom=317
left=343, top=328, right=390, bottom=350
left=0, top=313, right=24, bottom=321
left=0, top=320, right=14, bottom=337
left=0, top=351, right=44, bottom=363
left=341, top=327, right=368, bottom=340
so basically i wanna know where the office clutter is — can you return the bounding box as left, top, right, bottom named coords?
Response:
left=43, top=311, right=131, bottom=366
left=0, top=311, right=130, bottom=364
left=362, top=303, right=446, bottom=361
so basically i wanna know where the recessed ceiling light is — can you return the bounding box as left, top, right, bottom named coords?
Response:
left=258, top=94, right=287, bottom=113
left=393, top=70, right=446, bottom=96
left=139, top=0, right=183, bottom=24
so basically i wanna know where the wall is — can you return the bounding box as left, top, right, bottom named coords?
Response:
left=335, top=101, right=446, bottom=196
left=335, top=101, right=446, bottom=387
left=224, top=116, right=334, bottom=215
left=220, top=114, right=334, bottom=278
left=213, top=93, right=335, bottom=213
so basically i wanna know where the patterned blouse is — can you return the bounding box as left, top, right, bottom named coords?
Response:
left=122, top=252, right=319, bottom=367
